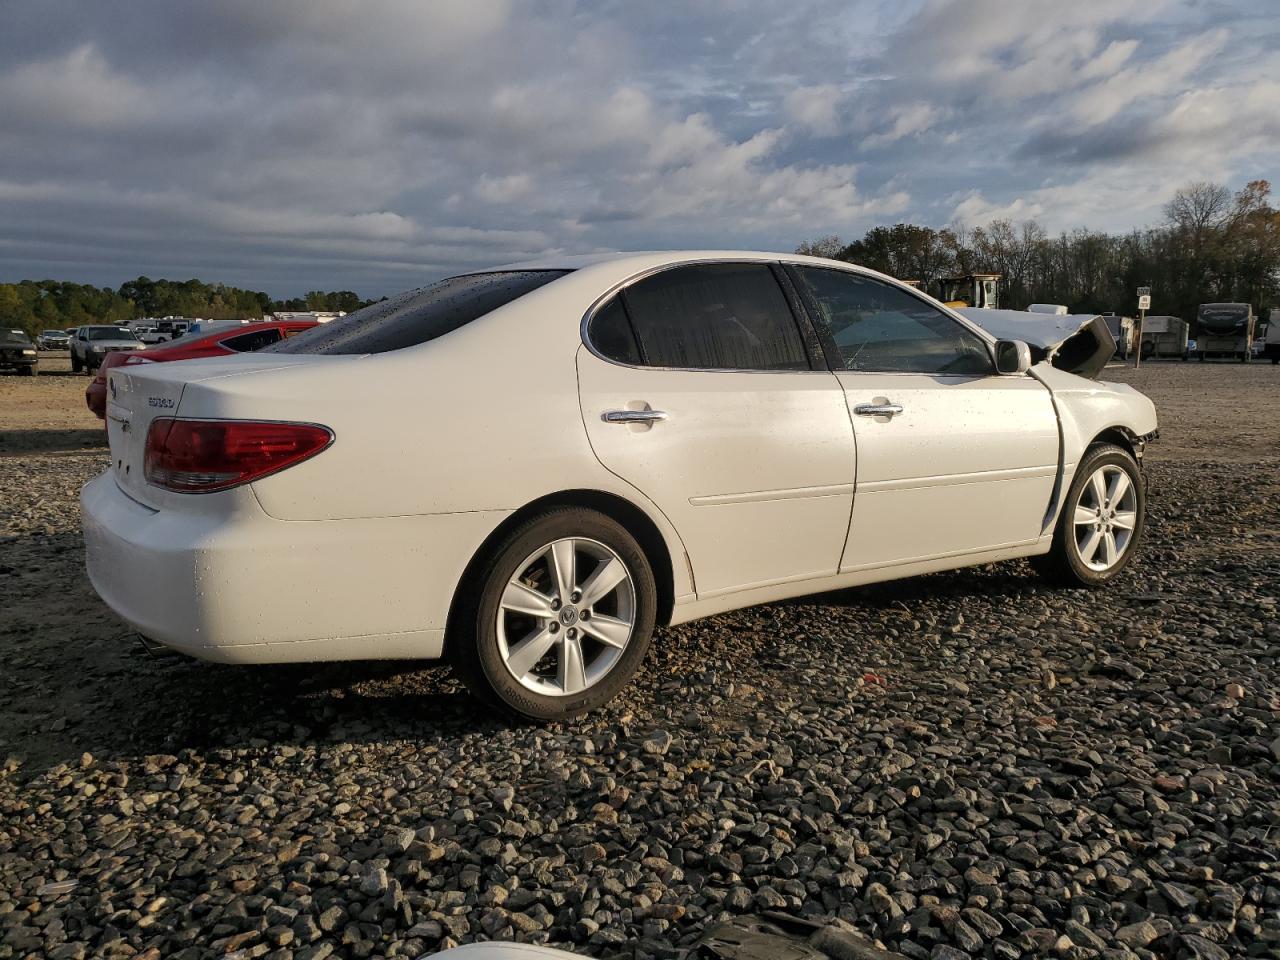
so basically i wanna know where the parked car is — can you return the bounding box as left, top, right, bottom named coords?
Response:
left=70, top=325, right=145, bottom=373
left=139, top=319, right=193, bottom=344
left=38, top=329, right=71, bottom=350
left=85, top=320, right=320, bottom=418
left=82, top=252, right=1158, bottom=720
left=1, top=329, right=39, bottom=375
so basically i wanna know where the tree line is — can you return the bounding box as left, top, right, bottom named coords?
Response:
left=797, top=179, right=1280, bottom=326
left=0, top=276, right=375, bottom=337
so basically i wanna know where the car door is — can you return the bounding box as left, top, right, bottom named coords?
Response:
left=577, top=261, right=856, bottom=598
left=788, top=264, right=1060, bottom=571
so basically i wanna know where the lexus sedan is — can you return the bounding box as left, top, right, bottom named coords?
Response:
left=83, top=252, right=1157, bottom=720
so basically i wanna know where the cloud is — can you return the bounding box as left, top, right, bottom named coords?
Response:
left=0, top=0, right=1275, bottom=295
left=865, top=103, right=944, bottom=147
left=784, top=85, right=845, bottom=136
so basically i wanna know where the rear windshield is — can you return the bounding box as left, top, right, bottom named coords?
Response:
left=268, top=270, right=570, bottom=355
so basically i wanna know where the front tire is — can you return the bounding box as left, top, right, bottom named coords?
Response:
left=71, top=354, right=83, bottom=373
left=450, top=507, right=656, bottom=721
left=1032, top=443, right=1145, bottom=587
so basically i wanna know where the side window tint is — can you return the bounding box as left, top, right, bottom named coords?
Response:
left=795, top=267, right=994, bottom=375
left=588, top=297, right=642, bottom=365
left=622, top=263, right=809, bottom=371
left=223, top=329, right=282, bottom=352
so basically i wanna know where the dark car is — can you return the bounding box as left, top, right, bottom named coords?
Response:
left=1, top=329, right=39, bottom=375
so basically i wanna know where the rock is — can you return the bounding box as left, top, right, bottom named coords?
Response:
left=809, top=925, right=912, bottom=959
left=642, top=729, right=673, bottom=756
left=1179, top=934, right=1230, bottom=960
left=37, top=880, right=78, bottom=897
left=1115, top=920, right=1159, bottom=948
left=1224, top=682, right=1245, bottom=699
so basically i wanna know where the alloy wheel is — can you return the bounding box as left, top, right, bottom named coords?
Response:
left=496, top=537, right=636, bottom=697
left=1072, top=464, right=1138, bottom=571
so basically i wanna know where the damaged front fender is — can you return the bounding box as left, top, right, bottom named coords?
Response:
left=958, top=308, right=1117, bottom=380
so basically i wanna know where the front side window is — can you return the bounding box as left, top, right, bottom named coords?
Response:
left=794, top=267, right=993, bottom=375
left=608, top=263, right=809, bottom=371
left=269, top=270, right=570, bottom=355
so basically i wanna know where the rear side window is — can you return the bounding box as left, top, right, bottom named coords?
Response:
left=615, top=263, right=809, bottom=371
left=588, top=297, right=642, bottom=365
left=223, top=328, right=283, bottom=352
left=270, top=270, right=570, bottom=355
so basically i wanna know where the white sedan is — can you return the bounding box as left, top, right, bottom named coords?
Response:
left=83, top=252, right=1157, bottom=720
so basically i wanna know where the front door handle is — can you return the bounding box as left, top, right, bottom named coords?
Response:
left=602, top=409, right=668, bottom=424
left=853, top=402, right=904, bottom=417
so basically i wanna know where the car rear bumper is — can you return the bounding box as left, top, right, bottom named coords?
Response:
left=81, top=471, right=505, bottom=664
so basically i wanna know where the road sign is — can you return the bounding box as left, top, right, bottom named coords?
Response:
left=1138, top=294, right=1151, bottom=311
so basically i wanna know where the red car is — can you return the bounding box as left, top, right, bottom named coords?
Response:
left=86, top=320, right=318, bottom=419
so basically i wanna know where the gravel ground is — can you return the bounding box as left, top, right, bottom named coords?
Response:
left=1, top=361, right=1278, bottom=960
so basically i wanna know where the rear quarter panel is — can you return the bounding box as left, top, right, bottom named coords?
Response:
left=164, top=274, right=695, bottom=600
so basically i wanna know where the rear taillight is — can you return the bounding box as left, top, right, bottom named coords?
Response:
left=144, top=419, right=332, bottom=493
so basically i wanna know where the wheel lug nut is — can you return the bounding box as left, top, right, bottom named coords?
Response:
left=570, top=591, right=581, bottom=603
left=549, top=622, right=559, bottom=633
left=551, top=598, right=561, bottom=610
left=567, top=628, right=577, bottom=639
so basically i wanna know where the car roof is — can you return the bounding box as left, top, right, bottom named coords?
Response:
left=489, top=249, right=862, bottom=274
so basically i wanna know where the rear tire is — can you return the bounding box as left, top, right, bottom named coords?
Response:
left=450, top=507, right=656, bottom=721
left=1031, top=443, right=1145, bottom=588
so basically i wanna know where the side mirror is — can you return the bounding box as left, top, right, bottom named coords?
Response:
left=994, top=339, right=1032, bottom=375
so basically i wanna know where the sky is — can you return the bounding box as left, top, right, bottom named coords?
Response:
left=2, top=0, right=1278, bottom=298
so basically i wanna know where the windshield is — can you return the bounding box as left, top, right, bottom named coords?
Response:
left=1199, top=308, right=1247, bottom=321
left=268, top=270, right=571, bottom=355
left=87, top=327, right=137, bottom=341
left=2, top=329, right=32, bottom=344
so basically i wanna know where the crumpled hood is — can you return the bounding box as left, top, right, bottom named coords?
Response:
left=958, top=308, right=1117, bottom=379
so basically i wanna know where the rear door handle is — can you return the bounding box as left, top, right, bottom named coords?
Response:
left=603, top=409, right=668, bottom=424
left=853, top=402, right=904, bottom=417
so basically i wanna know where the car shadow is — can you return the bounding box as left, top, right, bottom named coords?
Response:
left=793, top=560, right=1044, bottom=610
left=0, top=428, right=107, bottom=456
